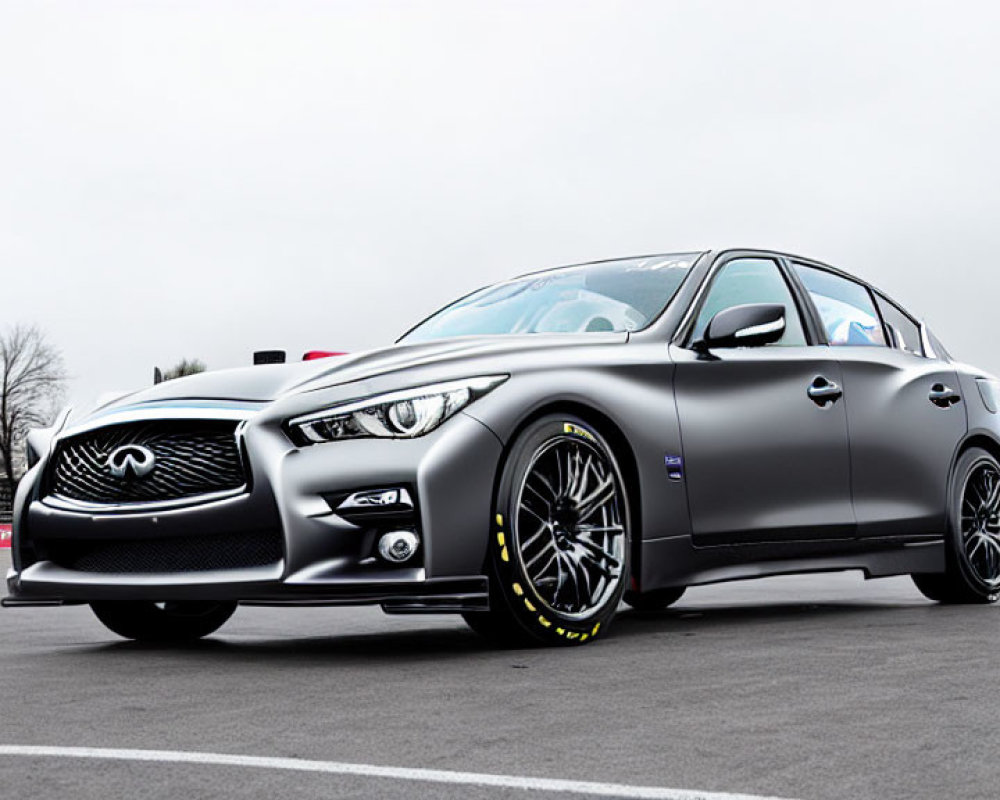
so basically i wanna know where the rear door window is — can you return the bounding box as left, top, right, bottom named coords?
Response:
left=874, top=294, right=924, bottom=356
left=792, top=264, right=886, bottom=347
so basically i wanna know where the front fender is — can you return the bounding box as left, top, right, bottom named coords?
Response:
left=462, top=348, right=692, bottom=548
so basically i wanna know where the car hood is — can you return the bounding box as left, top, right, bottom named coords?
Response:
left=95, top=333, right=628, bottom=411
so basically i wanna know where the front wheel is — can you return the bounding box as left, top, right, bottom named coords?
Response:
left=91, top=600, right=237, bottom=641
left=912, top=447, right=1000, bottom=605
left=464, top=415, right=632, bottom=646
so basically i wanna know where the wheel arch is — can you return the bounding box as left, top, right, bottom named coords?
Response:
left=926, top=429, right=1000, bottom=601
left=497, top=400, right=644, bottom=589
left=955, top=432, right=1000, bottom=464
left=947, top=431, right=1000, bottom=516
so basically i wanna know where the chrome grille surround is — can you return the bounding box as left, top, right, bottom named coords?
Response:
left=47, top=419, right=248, bottom=507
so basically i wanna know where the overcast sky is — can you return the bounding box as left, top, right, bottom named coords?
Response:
left=2, top=0, right=1000, bottom=410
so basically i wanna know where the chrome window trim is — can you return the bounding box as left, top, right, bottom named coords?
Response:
left=920, top=323, right=938, bottom=360
left=672, top=254, right=731, bottom=346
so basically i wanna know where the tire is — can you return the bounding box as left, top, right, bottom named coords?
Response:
left=624, top=586, right=686, bottom=612
left=463, top=414, right=632, bottom=646
left=911, top=447, right=1000, bottom=605
left=91, top=600, right=237, bottom=642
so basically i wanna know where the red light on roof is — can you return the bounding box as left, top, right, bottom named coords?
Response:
left=303, top=350, right=347, bottom=361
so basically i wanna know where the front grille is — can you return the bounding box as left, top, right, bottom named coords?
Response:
left=41, top=529, right=282, bottom=573
left=49, top=420, right=247, bottom=505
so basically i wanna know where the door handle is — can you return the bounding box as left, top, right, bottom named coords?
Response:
left=929, top=383, right=961, bottom=408
left=808, top=376, right=842, bottom=406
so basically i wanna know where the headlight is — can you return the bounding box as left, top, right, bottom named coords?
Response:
left=289, top=375, right=508, bottom=444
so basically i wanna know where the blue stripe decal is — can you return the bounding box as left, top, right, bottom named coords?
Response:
left=90, top=400, right=267, bottom=418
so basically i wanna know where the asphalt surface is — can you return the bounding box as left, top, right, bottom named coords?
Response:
left=1, top=549, right=997, bottom=800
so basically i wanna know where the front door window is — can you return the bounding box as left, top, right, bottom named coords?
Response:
left=691, top=258, right=806, bottom=346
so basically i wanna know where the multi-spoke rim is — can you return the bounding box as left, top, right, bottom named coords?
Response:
left=513, top=435, right=626, bottom=620
left=961, top=462, right=1000, bottom=588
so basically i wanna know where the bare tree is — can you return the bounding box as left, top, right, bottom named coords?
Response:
left=0, top=325, right=66, bottom=504
left=161, top=358, right=207, bottom=381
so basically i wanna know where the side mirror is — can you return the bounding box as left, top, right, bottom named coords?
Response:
left=695, top=303, right=786, bottom=351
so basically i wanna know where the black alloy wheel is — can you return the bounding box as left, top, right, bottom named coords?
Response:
left=464, top=415, right=631, bottom=646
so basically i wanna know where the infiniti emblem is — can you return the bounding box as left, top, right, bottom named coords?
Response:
left=107, top=445, right=156, bottom=479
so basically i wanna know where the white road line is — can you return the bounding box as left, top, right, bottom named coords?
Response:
left=0, top=745, right=794, bottom=800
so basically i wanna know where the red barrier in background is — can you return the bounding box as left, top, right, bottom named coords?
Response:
left=0, top=524, right=11, bottom=548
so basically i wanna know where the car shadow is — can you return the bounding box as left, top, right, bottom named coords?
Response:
left=96, top=624, right=487, bottom=658
left=71, top=595, right=948, bottom=665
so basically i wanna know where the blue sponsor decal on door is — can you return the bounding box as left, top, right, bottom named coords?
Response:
left=664, top=454, right=684, bottom=481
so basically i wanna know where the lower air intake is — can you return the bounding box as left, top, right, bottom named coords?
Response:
left=41, top=529, right=283, bottom=574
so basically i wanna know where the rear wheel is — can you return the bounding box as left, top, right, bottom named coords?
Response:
left=912, top=447, right=1000, bottom=605
left=91, top=600, right=237, bottom=641
left=463, top=415, right=631, bottom=646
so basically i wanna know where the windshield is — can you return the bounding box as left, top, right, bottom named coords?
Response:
left=401, top=254, right=700, bottom=343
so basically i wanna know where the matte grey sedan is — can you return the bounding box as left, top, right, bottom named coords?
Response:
left=5, top=248, right=998, bottom=646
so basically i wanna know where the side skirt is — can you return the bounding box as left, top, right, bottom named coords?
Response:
left=639, top=535, right=945, bottom=591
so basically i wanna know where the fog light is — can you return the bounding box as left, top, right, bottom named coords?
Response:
left=378, top=530, right=420, bottom=563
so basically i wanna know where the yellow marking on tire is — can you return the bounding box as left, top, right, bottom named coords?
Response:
left=500, top=546, right=509, bottom=562
left=496, top=532, right=505, bottom=547
left=512, top=583, right=524, bottom=596
left=538, top=616, right=551, bottom=628
left=580, top=634, right=588, bottom=642
left=591, top=623, right=601, bottom=636
left=555, top=627, right=565, bottom=636
left=563, top=423, right=596, bottom=442
left=496, top=514, right=503, bottom=526
left=566, top=631, right=579, bottom=640
left=524, top=598, right=536, bottom=612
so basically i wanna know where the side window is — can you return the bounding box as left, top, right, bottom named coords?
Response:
left=792, top=264, right=886, bottom=347
left=691, top=258, right=806, bottom=346
left=874, top=294, right=924, bottom=356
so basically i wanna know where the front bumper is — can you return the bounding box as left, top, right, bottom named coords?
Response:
left=5, top=411, right=501, bottom=613
left=2, top=571, right=488, bottom=612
